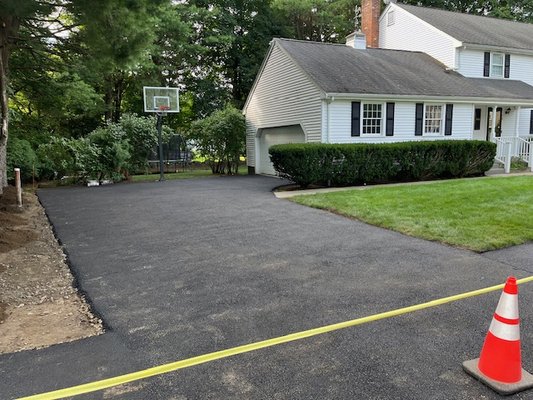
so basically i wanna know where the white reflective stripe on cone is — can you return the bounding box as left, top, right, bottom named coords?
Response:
left=489, top=318, right=520, bottom=341
left=495, top=292, right=519, bottom=320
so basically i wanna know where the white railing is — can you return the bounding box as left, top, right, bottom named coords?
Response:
left=494, top=137, right=512, bottom=173
left=494, top=136, right=533, bottom=173
left=516, top=137, right=530, bottom=162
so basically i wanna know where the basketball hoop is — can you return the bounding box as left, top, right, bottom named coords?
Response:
left=156, top=105, right=171, bottom=116
left=143, top=86, right=180, bottom=182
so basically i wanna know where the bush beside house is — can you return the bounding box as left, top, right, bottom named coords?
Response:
left=269, top=140, right=496, bottom=188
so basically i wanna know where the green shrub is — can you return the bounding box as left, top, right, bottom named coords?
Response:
left=119, top=114, right=158, bottom=172
left=88, top=125, right=130, bottom=182
left=7, top=137, right=39, bottom=181
left=269, top=140, right=496, bottom=188
left=37, top=137, right=75, bottom=180
left=189, top=105, right=245, bottom=174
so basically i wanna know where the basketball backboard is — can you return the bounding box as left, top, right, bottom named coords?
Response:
left=143, top=87, right=180, bottom=113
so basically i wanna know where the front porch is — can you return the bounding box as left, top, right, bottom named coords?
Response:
left=473, top=104, right=533, bottom=173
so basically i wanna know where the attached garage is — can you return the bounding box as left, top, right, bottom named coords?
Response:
left=257, top=125, right=306, bottom=175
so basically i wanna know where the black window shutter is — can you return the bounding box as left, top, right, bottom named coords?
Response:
left=445, top=104, right=453, bottom=136
left=530, top=110, right=533, bottom=135
left=505, top=54, right=511, bottom=78
left=483, top=52, right=490, bottom=77
left=351, top=102, right=361, bottom=137
left=386, top=102, right=395, bottom=136
left=415, top=103, right=424, bottom=136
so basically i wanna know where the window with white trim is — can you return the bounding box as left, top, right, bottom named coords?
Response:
left=362, top=103, right=383, bottom=135
left=387, top=11, right=395, bottom=26
left=491, top=53, right=504, bottom=78
left=424, top=104, right=443, bottom=135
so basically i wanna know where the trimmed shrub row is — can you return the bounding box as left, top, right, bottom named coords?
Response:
left=269, top=140, right=496, bottom=188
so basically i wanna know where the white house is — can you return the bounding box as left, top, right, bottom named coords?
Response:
left=243, top=0, right=533, bottom=175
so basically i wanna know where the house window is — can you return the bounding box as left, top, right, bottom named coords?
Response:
left=474, top=108, right=481, bottom=130
left=387, top=11, right=395, bottom=26
left=491, top=53, right=504, bottom=78
left=424, top=105, right=443, bottom=134
left=362, top=103, right=383, bottom=135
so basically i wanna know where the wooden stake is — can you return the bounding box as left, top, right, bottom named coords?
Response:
left=14, top=167, right=22, bottom=207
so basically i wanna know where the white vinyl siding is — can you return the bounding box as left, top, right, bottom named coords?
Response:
left=327, top=100, right=472, bottom=143
left=519, top=108, right=533, bottom=135
left=457, top=49, right=484, bottom=77
left=509, top=54, right=533, bottom=86
left=379, top=4, right=458, bottom=69
left=451, top=104, right=474, bottom=138
left=244, top=44, right=322, bottom=167
left=459, top=49, right=533, bottom=85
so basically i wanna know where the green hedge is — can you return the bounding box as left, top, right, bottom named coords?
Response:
left=269, top=140, right=496, bottom=188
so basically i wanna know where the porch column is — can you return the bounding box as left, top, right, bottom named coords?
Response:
left=515, top=106, right=521, bottom=137
left=491, top=104, right=498, bottom=140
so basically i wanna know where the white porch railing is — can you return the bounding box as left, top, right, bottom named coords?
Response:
left=494, top=136, right=533, bottom=173
left=494, top=137, right=512, bottom=173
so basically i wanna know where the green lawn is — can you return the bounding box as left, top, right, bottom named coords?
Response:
left=291, top=176, right=533, bottom=252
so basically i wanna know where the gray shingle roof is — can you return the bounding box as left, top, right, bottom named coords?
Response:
left=275, top=38, right=533, bottom=101
left=396, top=3, right=533, bottom=51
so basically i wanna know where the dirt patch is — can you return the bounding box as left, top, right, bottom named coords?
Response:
left=0, top=227, right=38, bottom=253
left=0, top=186, right=103, bottom=354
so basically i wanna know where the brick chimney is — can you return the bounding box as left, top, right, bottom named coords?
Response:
left=361, top=0, right=380, bottom=48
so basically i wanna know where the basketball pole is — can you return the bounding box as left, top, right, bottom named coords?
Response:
left=156, top=113, right=165, bottom=182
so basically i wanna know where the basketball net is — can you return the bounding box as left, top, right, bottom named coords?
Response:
left=156, top=105, right=171, bottom=116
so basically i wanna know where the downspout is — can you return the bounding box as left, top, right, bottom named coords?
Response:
left=515, top=106, right=522, bottom=137
left=325, top=96, right=334, bottom=143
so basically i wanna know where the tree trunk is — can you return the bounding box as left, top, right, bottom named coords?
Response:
left=104, top=76, right=114, bottom=122
left=113, top=74, right=124, bottom=123
left=0, top=15, right=20, bottom=194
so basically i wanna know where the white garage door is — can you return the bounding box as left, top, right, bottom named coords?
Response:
left=257, top=125, right=305, bottom=175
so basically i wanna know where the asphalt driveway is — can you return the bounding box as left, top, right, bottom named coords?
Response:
left=2, top=175, right=533, bottom=399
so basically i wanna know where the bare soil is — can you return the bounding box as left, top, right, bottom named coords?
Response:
left=0, top=186, right=103, bottom=354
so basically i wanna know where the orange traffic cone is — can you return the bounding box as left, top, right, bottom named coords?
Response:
left=463, top=277, right=533, bottom=395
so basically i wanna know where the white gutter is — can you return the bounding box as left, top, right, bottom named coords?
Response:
left=461, top=44, right=533, bottom=57
left=324, top=92, right=533, bottom=107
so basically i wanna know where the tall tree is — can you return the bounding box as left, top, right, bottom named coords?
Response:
left=0, top=0, right=71, bottom=191
left=272, top=0, right=358, bottom=42
left=186, top=0, right=282, bottom=112
left=72, top=0, right=159, bottom=122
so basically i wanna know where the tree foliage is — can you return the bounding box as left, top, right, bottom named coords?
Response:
left=272, top=0, right=358, bottom=42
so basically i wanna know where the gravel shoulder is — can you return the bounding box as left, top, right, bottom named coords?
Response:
left=0, top=186, right=103, bottom=354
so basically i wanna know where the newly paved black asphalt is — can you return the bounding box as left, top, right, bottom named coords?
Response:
left=2, top=176, right=533, bottom=399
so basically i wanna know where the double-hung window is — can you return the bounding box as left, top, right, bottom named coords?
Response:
left=491, top=53, right=504, bottom=78
left=362, top=103, right=383, bottom=135
left=424, top=104, right=443, bottom=135
left=484, top=52, right=510, bottom=78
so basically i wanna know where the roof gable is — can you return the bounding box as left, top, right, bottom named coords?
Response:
left=396, top=4, right=533, bottom=52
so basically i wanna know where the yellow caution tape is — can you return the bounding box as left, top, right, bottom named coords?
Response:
left=19, top=275, right=533, bottom=400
